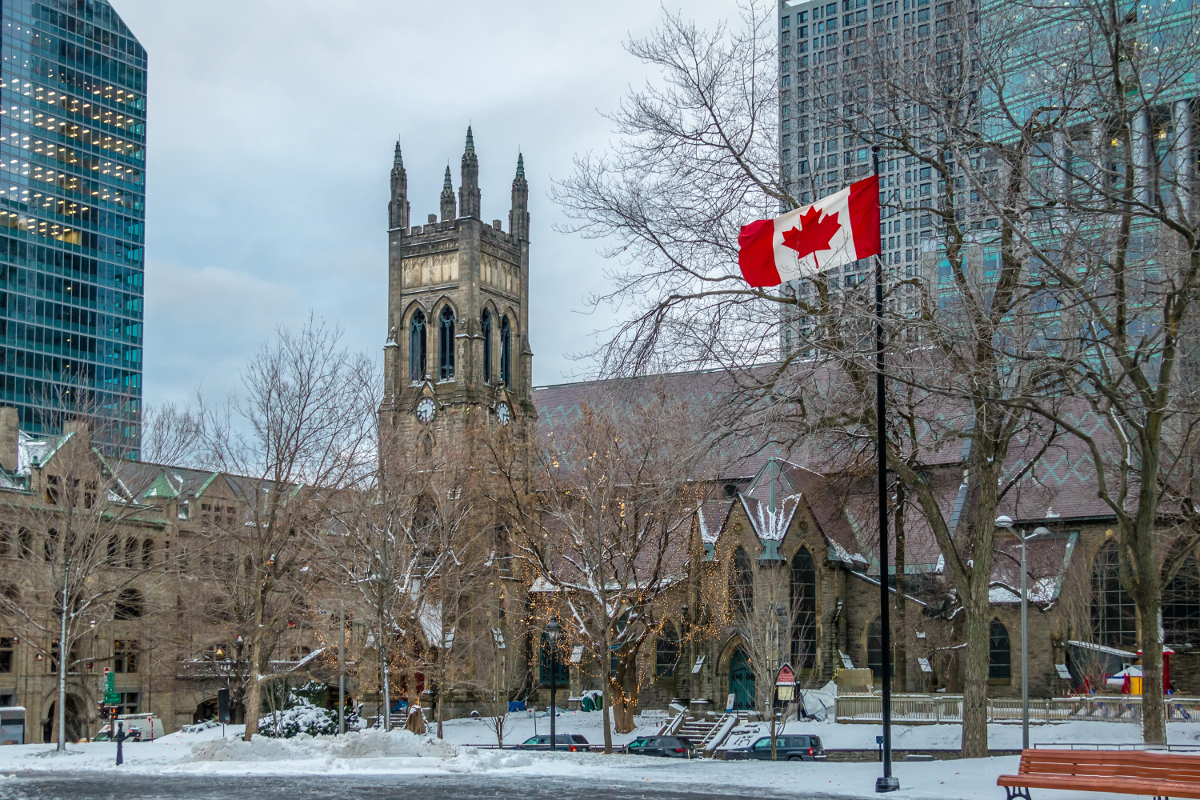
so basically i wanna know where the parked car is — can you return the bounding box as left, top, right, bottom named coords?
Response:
left=624, top=735, right=697, bottom=758
left=517, top=733, right=591, bottom=751
left=724, top=734, right=826, bottom=761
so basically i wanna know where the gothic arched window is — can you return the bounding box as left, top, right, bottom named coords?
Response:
left=656, top=622, right=680, bottom=677
left=438, top=305, right=455, bottom=381
left=409, top=310, right=427, bottom=383
left=790, top=547, right=817, bottom=669
left=989, top=618, right=1012, bottom=681
left=481, top=309, right=492, bottom=384
left=115, top=589, right=143, bottom=620
left=731, top=546, right=754, bottom=616
left=500, top=315, right=512, bottom=388
left=1092, top=541, right=1137, bottom=648
left=1164, top=546, right=1200, bottom=647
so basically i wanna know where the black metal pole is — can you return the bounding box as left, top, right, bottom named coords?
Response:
left=872, top=145, right=898, bottom=794
left=549, top=648, right=557, bottom=751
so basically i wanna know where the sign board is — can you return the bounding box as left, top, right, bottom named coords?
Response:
left=776, top=685, right=795, bottom=702
left=103, top=671, right=114, bottom=693
left=775, top=663, right=796, bottom=686
left=103, top=692, right=121, bottom=705
left=1055, top=664, right=1073, bottom=680
left=725, top=693, right=736, bottom=713
left=918, top=657, right=933, bottom=674
left=218, top=688, right=231, bottom=724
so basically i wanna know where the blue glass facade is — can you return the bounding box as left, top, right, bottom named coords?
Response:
left=0, top=0, right=144, bottom=455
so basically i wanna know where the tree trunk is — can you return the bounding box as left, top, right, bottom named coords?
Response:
left=436, top=670, right=445, bottom=739
left=379, top=620, right=391, bottom=732
left=1133, top=535, right=1166, bottom=743
left=243, top=587, right=266, bottom=741
left=601, top=637, right=614, bottom=753
left=960, top=591, right=991, bottom=758
left=243, top=639, right=262, bottom=741
left=57, top=610, right=68, bottom=751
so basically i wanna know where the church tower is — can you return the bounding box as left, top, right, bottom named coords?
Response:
left=381, top=129, right=534, bottom=461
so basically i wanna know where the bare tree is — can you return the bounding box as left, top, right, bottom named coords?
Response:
left=197, top=316, right=376, bottom=740
left=500, top=385, right=707, bottom=753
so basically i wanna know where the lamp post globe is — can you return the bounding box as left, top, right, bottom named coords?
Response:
left=546, top=617, right=561, bottom=752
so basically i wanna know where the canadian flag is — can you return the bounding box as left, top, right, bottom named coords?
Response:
left=738, top=175, right=881, bottom=288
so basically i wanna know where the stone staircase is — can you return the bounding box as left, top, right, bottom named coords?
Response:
left=677, top=716, right=719, bottom=744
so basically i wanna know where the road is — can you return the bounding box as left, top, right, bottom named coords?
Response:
left=0, top=773, right=820, bottom=800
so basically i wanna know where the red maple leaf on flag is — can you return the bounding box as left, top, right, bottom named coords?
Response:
left=781, top=206, right=842, bottom=265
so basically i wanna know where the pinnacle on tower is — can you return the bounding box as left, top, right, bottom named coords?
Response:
left=441, top=163, right=457, bottom=222
left=389, top=140, right=409, bottom=230
left=510, top=152, right=529, bottom=242
left=459, top=126, right=481, bottom=219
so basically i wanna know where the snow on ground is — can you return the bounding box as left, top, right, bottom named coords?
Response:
left=435, top=708, right=656, bottom=748
left=721, top=719, right=1200, bottom=751
left=0, top=717, right=1196, bottom=800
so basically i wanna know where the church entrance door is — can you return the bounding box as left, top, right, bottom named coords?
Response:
left=729, top=648, right=755, bottom=710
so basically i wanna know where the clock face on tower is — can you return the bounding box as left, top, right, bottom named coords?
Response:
left=416, top=397, right=436, bottom=423
left=496, top=401, right=512, bottom=426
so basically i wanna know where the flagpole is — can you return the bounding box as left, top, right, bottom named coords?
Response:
left=872, top=144, right=898, bottom=794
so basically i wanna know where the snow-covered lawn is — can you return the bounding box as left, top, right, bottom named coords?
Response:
left=435, top=708, right=658, bottom=747
left=722, top=718, right=1200, bottom=751
left=0, top=717, right=1195, bottom=800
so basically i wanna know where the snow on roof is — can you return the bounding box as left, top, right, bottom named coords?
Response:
left=1066, top=639, right=1138, bottom=658
left=988, top=577, right=1057, bottom=604
left=740, top=493, right=801, bottom=541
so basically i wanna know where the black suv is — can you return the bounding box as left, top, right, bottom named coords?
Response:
left=724, top=734, right=826, bottom=761
left=517, top=734, right=591, bottom=751
left=624, top=735, right=697, bottom=758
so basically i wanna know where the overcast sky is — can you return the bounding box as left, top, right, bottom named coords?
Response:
left=110, top=0, right=732, bottom=408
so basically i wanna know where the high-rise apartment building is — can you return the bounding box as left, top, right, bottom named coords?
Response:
left=0, top=0, right=145, bottom=455
left=777, top=0, right=953, bottom=354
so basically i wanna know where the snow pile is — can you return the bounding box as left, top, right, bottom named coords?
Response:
left=441, top=748, right=532, bottom=773
left=187, top=736, right=297, bottom=762
left=187, top=728, right=459, bottom=763
left=322, top=728, right=457, bottom=759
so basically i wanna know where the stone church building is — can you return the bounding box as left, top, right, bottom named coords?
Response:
left=376, top=130, right=1200, bottom=718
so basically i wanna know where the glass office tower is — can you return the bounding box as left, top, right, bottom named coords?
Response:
left=0, top=0, right=145, bottom=456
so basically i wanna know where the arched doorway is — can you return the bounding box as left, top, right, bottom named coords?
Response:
left=729, top=647, right=755, bottom=710
left=194, top=698, right=218, bottom=724
left=43, top=694, right=85, bottom=743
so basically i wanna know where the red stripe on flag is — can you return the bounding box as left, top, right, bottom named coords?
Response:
left=737, top=218, right=781, bottom=288
left=847, top=174, right=881, bottom=259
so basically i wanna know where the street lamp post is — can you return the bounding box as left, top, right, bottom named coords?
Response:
left=996, top=516, right=1051, bottom=751
left=545, top=616, right=561, bottom=752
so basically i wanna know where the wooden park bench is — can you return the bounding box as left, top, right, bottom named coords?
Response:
left=999, top=748, right=1200, bottom=800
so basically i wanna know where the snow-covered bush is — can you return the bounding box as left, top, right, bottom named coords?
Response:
left=257, top=682, right=362, bottom=738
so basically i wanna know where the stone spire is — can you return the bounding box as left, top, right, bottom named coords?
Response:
left=388, top=139, right=409, bottom=230
left=509, top=152, right=529, bottom=242
left=440, top=164, right=456, bottom=222
left=459, top=126, right=481, bottom=219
